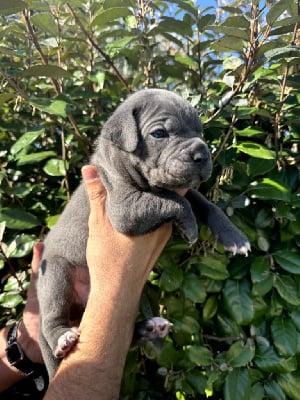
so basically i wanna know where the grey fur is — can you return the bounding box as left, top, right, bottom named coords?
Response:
left=37, top=89, right=250, bottom=378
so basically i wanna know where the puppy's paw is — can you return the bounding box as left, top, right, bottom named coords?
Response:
left=134, top=317, right=173, bottom=343
left=54, top=327, right=80, bottom=358
left=175, top=221, right=198, bottom=244
left=217, top=228, right=251, bottom=256
left=225, top=241, right=251, bottom=256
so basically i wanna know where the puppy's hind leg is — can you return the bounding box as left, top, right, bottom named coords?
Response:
left=38, top=256, right=79, bottom=377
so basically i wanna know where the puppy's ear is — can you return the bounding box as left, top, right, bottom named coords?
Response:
left=101, top=107, right=139, bottom=152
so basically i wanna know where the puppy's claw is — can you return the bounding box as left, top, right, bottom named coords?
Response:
left=54, top=327, right=80, bottom=358
left=225, top=241, right=251, bottom=257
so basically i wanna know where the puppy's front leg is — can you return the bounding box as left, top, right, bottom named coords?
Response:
left=107, top=189, right=198, bottom=243
left=186, top=189, right=250, bottom=255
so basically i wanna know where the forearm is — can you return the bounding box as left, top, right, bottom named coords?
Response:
left=45, top=226, right=171, bottom=399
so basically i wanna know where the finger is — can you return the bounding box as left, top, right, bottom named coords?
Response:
left=81, top=165, right=107, bottom=224
left=31, top=242, right=43, bottom=276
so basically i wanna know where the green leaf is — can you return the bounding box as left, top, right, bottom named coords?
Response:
left=224, top=368, right=251, bottom=400
left=0, top=221, right=6, bottom=241
left=157, top=342, right=179, bottom=368
left=213, top=36, right=245, bottom=52
left=197, top=14, right=215, bottom=31
left=9, top=234, right=36, bottom=258
left=22, top=65, right=71, bottom=78
left=174, top=54, right=198, bottom=69
left=186, top=369, right=207, bottom=394
left=182, top=273, right=206, bottom=303
left=43, top=159, right=67, bottom=176
left=0, top=0, right=25, bottom=15
left=264, top=381, right=286, bottom=400
left=156, top=17, right=193, bottom=37
left=92, top=7, right=132, bottom=28
left=0, top=292, right=24, bottom=308
left=247, top=158, right=276, bottom=178
left=30, top=13, right=57, bottom=36
left=247, top=178, right=291, bottom=201
left=186, top=345, right=212, bottom=366
left=17, top=151, right=56, bottom=165
left=10, top=127, right=44, bottom=155
left=271, top=317, right=297, bottom=357
left=266, top=0, right=289, bottom=25
left=234, top=127, right=265, bottom=137
left=203, top=295, right=218, bottom=321
left=160, top=265, right=183, bottom=292
left=274, top=275, right=300, bottom=306
left=250, top=257, right=273, bottom=296
left=173, top=315, right=200, bottom=334
left=226, top=341, right=255, bottom=368
left=0, top=208, right=40, bottom=230
left=29, top=98, right=69, bottom=117
left=274, top=250, right=300, bottom=274
left=195, top=254, right=229, bottom=280
left=223, top=279, right=254, bottom=325
left=254, top=344, right=297, bottom=373
left=234, top=142, right=276, bottom=159
left=277, top=371, right=300, bottom=400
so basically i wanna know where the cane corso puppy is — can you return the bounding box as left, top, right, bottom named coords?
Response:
left=38, top=89, right=250, bottom=378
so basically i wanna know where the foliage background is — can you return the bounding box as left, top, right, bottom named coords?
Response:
left=0, top=0, right=300, bottom=398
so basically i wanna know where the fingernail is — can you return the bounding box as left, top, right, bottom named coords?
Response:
left=81, top=165, right=99, bottom=182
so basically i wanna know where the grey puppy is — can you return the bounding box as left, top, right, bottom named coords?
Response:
left=38, top=89, right=250, bottom=378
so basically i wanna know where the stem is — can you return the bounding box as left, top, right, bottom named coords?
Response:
left=66, top=3, right=131, bottom=93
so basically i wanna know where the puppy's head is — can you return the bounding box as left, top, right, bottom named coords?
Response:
left=100, top=89, right=212, bottom=190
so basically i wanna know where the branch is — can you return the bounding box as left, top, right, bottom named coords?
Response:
left=22, top=9, right=86, bottom=146
left=66, top=3, right=131, bottom=93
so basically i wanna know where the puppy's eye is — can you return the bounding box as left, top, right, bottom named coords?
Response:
left=150, top=129, right=168, bottom=138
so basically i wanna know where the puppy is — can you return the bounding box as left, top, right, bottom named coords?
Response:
left=37, top=89, right=250, bottom=378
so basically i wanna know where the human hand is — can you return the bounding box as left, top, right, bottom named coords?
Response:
left=18, top=242, right=44, bottom=364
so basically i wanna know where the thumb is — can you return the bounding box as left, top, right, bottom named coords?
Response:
left=81, top=165, right=107, bottom=225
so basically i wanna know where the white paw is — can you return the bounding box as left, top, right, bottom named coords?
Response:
left=54, top=327, right=80, bottom=358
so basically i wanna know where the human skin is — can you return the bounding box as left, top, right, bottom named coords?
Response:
left=0, top=242, right=44, bottom=392
left=44, top=165, right=173, bottom=399
left=0, top=165, right=181, bottom=397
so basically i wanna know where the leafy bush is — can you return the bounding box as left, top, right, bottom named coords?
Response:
left=0, top=0, right=299, bottom=398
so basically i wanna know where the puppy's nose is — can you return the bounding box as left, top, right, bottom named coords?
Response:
left=192, top=144, right=209, bottom=163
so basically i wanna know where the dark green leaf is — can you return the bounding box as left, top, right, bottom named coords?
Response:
left=182, top=273, right=206, bottom=303
left=277, top=371, right=300, bottom=400
left=196, top=254, right=229, bottom=280
left=0, top=0, right=25, bottom=15
left=92, top=7, right=133, bottom=27
left=186, top=369, right=207, bottom=394
left=224, top=368, right=251, bottom=400
left=9, top=234, right=36, bottom=258
left=156, top=17, right=193, bottom=37
left=186, top=345, right=212, bottom=366
left=0, top=208, right=40, bottom=230
left=271, top=317, right=297, bottom=357
left=247, top=178, right=291, bottom=201
left=160, top=265, right=183, bottom=292
left=223, top=279, right=254, bottom=325
left=264, top=381, right=286, bottom=400
left=226, top=341, right=255, bottom=368
left=274, top=275, right=300, bottom=306
left=266, top=0, right=289, bottom=25
left=234, top=142, right=276, bottom=159
left=10, top=127, right=44, bottom=155
left=16, top=151, right=56, bottom=165
left=274, top=250, right=300, bottom=274
left=254, top=344, right=297, bottom=373
left=22, top=65, right=71, bottom=78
